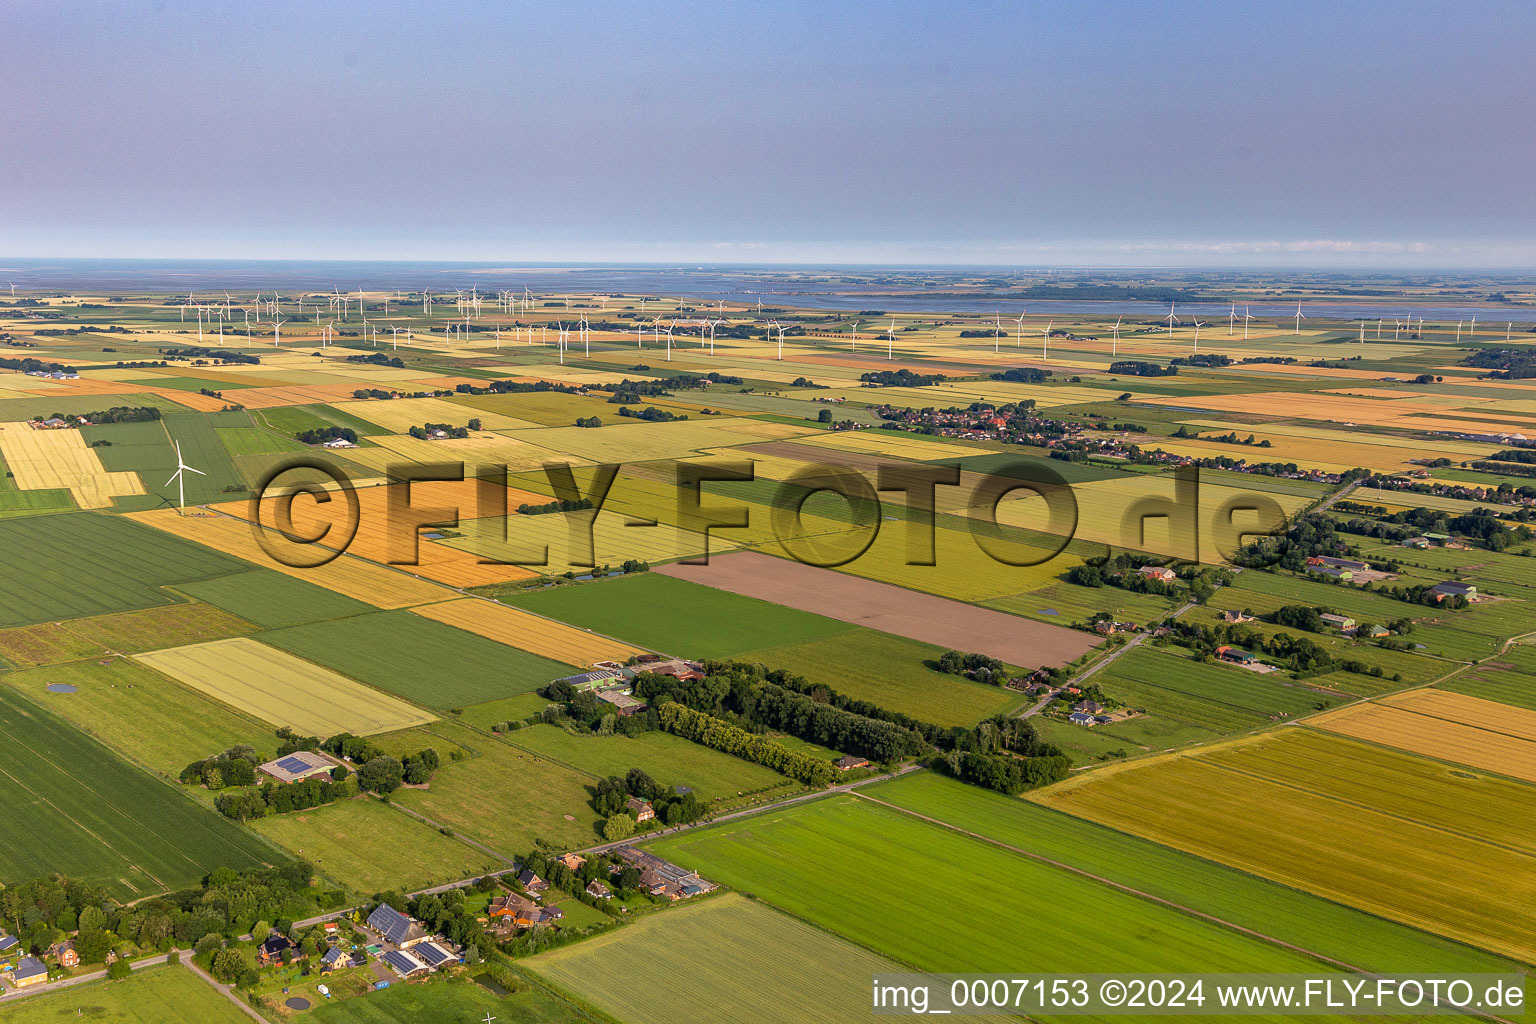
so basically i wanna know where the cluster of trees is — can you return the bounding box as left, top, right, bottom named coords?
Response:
left=352, top=387, right=400, bottom=400
left=161, top=347, right=261, bottom=365
left=657, top=703, right=835, bottom=786
left=936, top=650, right=1007, bottom=684
left=77, top=406, right=162, bottom=424
left=214, top=773, right=356, bottom=820
left=320, top=731, right=442, bottom=788
left=346, top=352, right=405, bottom=368
left=859, top=368, right=946, bottom=387
left=1171, top=425, right=1271, bottom=447
left=1108, top=360, right=1177, bottom=376
left=408, top=420, right=478, bottom=439
left=931, top=715, right=1071, bottom=794
left=1465, top=347, right=1536, bottom=380
left=592, top=767, right=706, bottom=837
left=989, top=367, right=1053, bottom=383
left=1159, top=619, right=1398, bottom=679
left=517, top=497, right=593, bottom=516
left=180, top=745, right=259, bottom=789
left=574, top=416, right=602, bottom=428
left=1171, top=353, right=1233, bottom=367
left=1470, top=460, right=1536, bottom=478
left=616, top=405, right=686, bottom=421
left=294, top=425, right=357, bottom=445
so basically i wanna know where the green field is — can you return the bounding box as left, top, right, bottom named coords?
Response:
left=66, top=601, right=257, bottom=652
left=176, top=568, right=375, bottom=628
left=0, top=687, right=276, bottom=896
left=390, top=722, right=596, bottom=850
left=251, top=402, right=389, bottom=438
left=864, top=771, right=1521, bottom=975
left=987, top=579, right=1179, bottom=629
left=0, top=656, right=273, bottom=774
left=506, top=572, right=854, bottom=658
left=82, top=414, right=245, bottom=508
left=528, top=893, right=903, bottom=1024
left=260, top=610, right=578, bottom=708
left=249, top=796, right=502, bottom=894
left=1440, top=643, right=1536, bottom=709
left=648, top=793, right=1328, bottom=974
left=0, top=512, right=245, bottom=627
left=506, top=723, right=802, bottom=807
left=454, top=693, right=556, bottom=731
left=737, top=629, right=1021, bottom=726
left=0, top=964, right=253, bottom=1024
left=306, top=973, right=582, bottom=1024
left=213, top=424, right=307, bottom=455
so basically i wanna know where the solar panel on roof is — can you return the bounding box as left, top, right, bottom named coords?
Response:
left=416, top=943, right=450, bottom=966
left=275, top=755, right=312, bottom=773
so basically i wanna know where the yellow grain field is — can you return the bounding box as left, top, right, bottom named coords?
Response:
left=793, top=430, right=989, bottom=462
left=506, top=418, right=818, bottom=464
left=0, top=421, right=143, bottom=508
left=412, top=598, right=648, bottom=665
left=136, top=637, right=435, bottom=736
left=345, top=397, right=538, bottom=433
left=1311, top=691, right=1536, bottom=782
left=441, top=507, right=735, bottom=571
left=363, top=430, right=583, bottom=473
left=126, top=508, right=452, bottom=608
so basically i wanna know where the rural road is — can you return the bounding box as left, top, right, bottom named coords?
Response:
left=0, top=952, right=173, bottom=1003
left=1017, top=599, right=1196, bottom=718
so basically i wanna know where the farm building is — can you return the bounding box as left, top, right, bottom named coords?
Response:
left=1319, top=613, right=1356, bottom=631
left=53, top=940, right=78, bottom=968
left=1401, top=536, right=1432, bottom=549
left=413, top=941, right=457, bottom=969
left=0, top=933, right=17, bottom=954
left=1308, top=565, right=1353, bottom=581
left=320, top=946, right=347, bottom=971
left=1215, top=645, right=1257, bottom=665
left=586, top=879, right=612, bottom=899
left=1308, top=556, right=1369, bottom=572
left=257, top=934, right=294, bottom=965
left=491, top=891, right=562, bottom=929
left=1068, top=712, right=1098, bottom=726
left=595, top=687, right=646, bottom=715
left=833, top=755, right=870, bottom=771
left=1432, top=581, right=1477, bottom=601
left=612, top=846, right=719, bottom=900
left=641, top=658, right=706, bottom=682
left=382, top=949, right=430, bottom=978
left=1222, top=609, right=1255, bottom=623
left=626, top=797, right=656, bottom=822
left=11, top=957, right=47, bottom=988
left=1361, top=624, right=1391, bottom=638
left=258, top=749, right=339, bottom=784
left=321, top=436, right=359, bottom=449
left=558, top=668, right=624, bottom=691
left=518, top=868, right=549, bottom=894
left=1073, top=699, right=1104, bottom=714
left=366, top=903, right=427, bottom=948
left=1137, top=566, right=1176, bottom=582
left=556, top=852, right=587, bottom=872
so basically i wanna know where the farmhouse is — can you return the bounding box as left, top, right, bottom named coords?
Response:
left=1068, top=711, right=1098, bottom=726
left=11, top=957, right=47, bottom=988
left=517, top=868, right=549, bottom=894
left=53, top=940, right=78, bottom=968
left=586, top=879, right=612, bottom=899
left=321, top=436, right=359, bottom=449
left=1215, top=645, right=1257, bottom=665
left=1222, top=609, right=1254, bottom=623
left=258, top=749, right=339, bottom=784
left=1432, top=581, right=1477, bottom=601
left=320, top=946, right=348, bottom=971
left=257, top=934, right=294, bottom=965
left=642, top=658, right=706, bottom=682
left=833, top=755, right=870, bottom=771
left=1137, top=566, right=1176, bottom=582
left=626, top=797, right=656, bottom=822
left=595, top=687, right=646, bottom=715
left=1073, top=699, right=1104, bottom=714
left=0, top=933, right=17, bottom=953
left=366, top=903, right=427, bottom=948
left=1319, top=613, right=1356, bottom=631
left=556, top=852, right=587, bottom=872
left=413, top=941, right=457, bottom=969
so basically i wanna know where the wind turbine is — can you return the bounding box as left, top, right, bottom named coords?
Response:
left=1163, top=302, right=1179, bottom=335
left=1191, top=319, right=1206, bottom=353
left=1293, top=302, right=1306, bottom=336
left=1040, top=320, right=1052, bottom=359
left=1110, top=316, right=1122, bottom=356
left=164, top=440, right=204, bottom=513
left=1469, top=315, right=1477, bottom=338
left=1359, top=321, right=1366, bottom=342
left=666, top=320, right=675, bottom=361
left=269, top=316, right=287, bottom=347
left=886, top=318, right=896, bottom=359
left=1243, top=306, right=1255, bottom=340
left=850, top=320, right=860, bottom=351
left=1456, top=320, right=1463, bottom=342
left=1376, top=317, right=1383, bottom=339
left=1228, top=301, right=1237, bottom=336
left=1014, top=310, right=1027, bottom=347
left=992, top=313, right=1002, bottom=353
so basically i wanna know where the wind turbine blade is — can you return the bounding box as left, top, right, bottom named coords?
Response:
left=185, top=466, right=206, bottom=476
left=164, top=469, right=182, bottom=487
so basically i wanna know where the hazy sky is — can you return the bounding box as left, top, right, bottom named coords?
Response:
left=5, top=0, right=1535, bottom=266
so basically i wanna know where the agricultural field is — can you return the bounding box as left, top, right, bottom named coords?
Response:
left=657, top=551, right=1099, bottom=668
left=0, top=512, right=245, bottom=628
left=0, top=687, right=276, bottom=899
left=248, top=796, right=503, bottom=894
left=412, top=598, right=648, bottom=665
left=388, top=722, right=596, bottom=850
left=1034, top=729, right=1536, bottom=964
left=528, top=893, right=902, bottom=1024
left=125, top=508, right=452, bottom=608
left=737, top=630, right=1023, bottom=726
left=259, top=610, right=578, bottom=708
left=81, top=413, right=245, bottom=509
left=506, top=572, right=855, bottom=659
left=0, top=621, right=108, bottom=667
left=864, top=770, right=1520, bottom=975
left=0, top=419, right=144, bottom=508
left=505, top=723, right=803, bottom=807
left=0, top=656, right=272, bottom=775
left=1439, top=642, right=1536, bottom=709
left=304, top=975, right=582, bottom=1024
left=135, top=636, right=438, bottom=736
left=649, top=794, right=1330, bottom=974
left=0, top=964, right=256, bottom=1024
left=174, top=567, right=376, bottom=627
left=1311, top=689, right=1536, bottom=782
left=64, top=600, right=257, bottom=652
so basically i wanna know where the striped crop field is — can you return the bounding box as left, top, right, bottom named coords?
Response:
left=411, top=597, right=648, bottom=665
left=1311, top=689, right=1536, bottom=782
left=135, top=636, right=437, bottom=736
